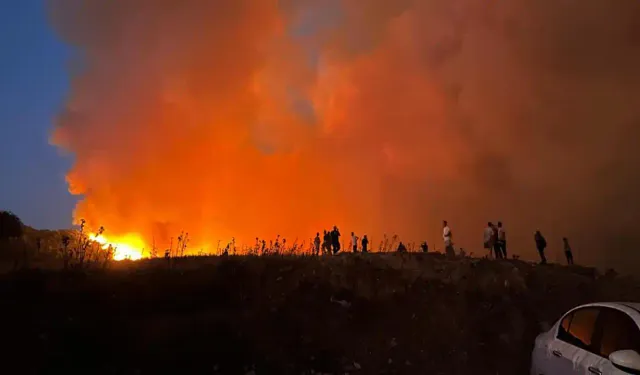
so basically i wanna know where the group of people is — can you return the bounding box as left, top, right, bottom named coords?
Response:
left=443, top=220, right=575, bottom=265
left=307, top=221, right=576, bottom=266
left=533, top=231, right=575, bottom=265
left=482, top=221, right=508, bottom=259
left=312, top=226, right=431, bottom=255
left=312, top=226, right=371, bottom=255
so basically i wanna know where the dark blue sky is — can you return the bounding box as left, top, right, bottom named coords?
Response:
left=0, top=0, right=77, bottom=229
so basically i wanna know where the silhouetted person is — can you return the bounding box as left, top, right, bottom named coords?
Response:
left=492, top=224, right=502, bottom=259
left=497, top=221, right=507, bottom=259
left=322, top=230, right=331, bottom=254
left=443, top=220, right=455, bottom=257
left=420, top=241, right=429, bottom=253
left=397, top=242, right=407, bottom=253
left=534, top=230, right=547, bottom=264
left=361, top=235, right=369, bottom=253
left=314, top=232, right=321, bottom=255
left=563, top=237, right=574, bottom=265
left=351, top=232, right=358, bottom=253
left=484, top=222, right=496, bottom=258
left=331, top=226, right=341, bottom=254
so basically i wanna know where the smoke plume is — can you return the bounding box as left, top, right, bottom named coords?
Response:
left=49, top=0, right=640, bottom=270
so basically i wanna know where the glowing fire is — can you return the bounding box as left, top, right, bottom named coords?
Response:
left=89, top=233, right=146, bottom=261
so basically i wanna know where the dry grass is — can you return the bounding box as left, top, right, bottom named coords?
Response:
left=0, top=222, right=437, bottom=272
left=0, top=224, right=116, bottom=272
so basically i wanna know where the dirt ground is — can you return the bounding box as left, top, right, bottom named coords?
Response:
left=1, top=253, right=638, bottom=374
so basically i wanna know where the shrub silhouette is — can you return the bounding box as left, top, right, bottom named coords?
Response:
left=0, top=210, right=24, bottom=241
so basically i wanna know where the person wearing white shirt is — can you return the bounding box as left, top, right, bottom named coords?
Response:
left=351, top=232, right=358, bottom=253
left=442, top=220, right=454, bottom=257
left=496, top=221, right=507, bottom=259
left=484, top=222, right=496, bottom=258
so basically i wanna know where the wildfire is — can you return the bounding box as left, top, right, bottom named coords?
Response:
left=89, top=233, right=146, bottom=261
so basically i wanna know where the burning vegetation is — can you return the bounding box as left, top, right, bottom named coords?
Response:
left=48, top=0, right=640, bottom=271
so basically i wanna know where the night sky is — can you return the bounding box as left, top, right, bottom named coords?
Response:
left=0, top=0, right=76, bottom=229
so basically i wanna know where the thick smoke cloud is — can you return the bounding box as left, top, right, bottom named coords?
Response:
left=49, top=0, right=640, bottom=270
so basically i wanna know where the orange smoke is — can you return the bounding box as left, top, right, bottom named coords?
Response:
left=49, top=0, right=640, bottom=269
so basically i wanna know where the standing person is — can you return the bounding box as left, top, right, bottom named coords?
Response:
left=322, top=230, right=331, bottom=254
left=361, top=235, right=369, bottom=253
left=492, top=223, right=502, bottom=259
left=497, top=222, right=507, bottom=259
left=351, top=232, right=358, bottom=253
left=420, top=241, right=429, bottom=253
left=313, top=232, right=321, bottom=255
left=484, top=222, right=496, bottom=258
left=563, top=237, right=574, bottom=265
left=397, top=241, right=407, bottom=253
left=331, top=226, right=341, bottom=254
left=443, top=220, right=455, bottom=258
left=534, top=230, right=547, bottom=264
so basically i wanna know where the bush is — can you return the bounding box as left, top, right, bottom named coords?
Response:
left=0, top=210, right=24, bottom=241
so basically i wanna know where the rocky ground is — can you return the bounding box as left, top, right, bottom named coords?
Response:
left=1, top=253, right=638, bottom=374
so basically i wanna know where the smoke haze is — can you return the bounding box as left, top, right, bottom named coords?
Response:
left=49, top=0, right=640, bottom=270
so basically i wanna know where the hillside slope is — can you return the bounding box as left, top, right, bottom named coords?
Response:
left=1, top=253, right=637, bottom=374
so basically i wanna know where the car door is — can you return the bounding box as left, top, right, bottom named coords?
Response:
left=583, top=307, right=640, bottom=375
left=543, top=306, right=602, bottom=375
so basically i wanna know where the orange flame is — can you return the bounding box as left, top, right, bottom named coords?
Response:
left=89, top=233, right=146, bottom=261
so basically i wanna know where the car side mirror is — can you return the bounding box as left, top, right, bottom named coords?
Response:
left=609, top=350, right=640, bottom=373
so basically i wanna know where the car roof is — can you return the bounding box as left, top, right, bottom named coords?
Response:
left=618, top=302, right=640, bottom=313
left=573, top=302, right=640, bottom=314
left=547, top=302, right=640, bottom=333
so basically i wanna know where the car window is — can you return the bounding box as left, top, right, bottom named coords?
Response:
left=557, top=307, right=600, bottom=351
left=598, top=308, right=640, bottom=358
left=560, top=313, right=573, bottom=335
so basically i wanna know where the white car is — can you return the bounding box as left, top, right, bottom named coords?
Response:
left=531, top=302, right=640, bottom=375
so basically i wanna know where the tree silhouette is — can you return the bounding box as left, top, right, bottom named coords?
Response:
left=0, top=210, right=24, bottom=241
